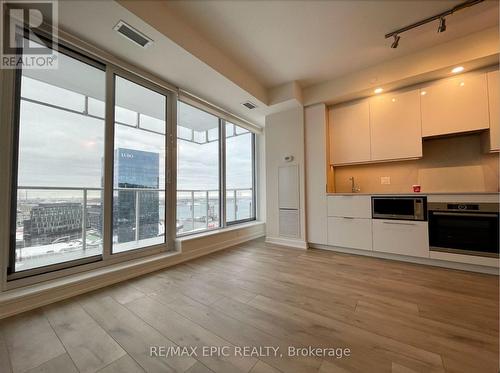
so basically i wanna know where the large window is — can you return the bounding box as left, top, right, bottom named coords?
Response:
left=176, top=103, right=256, bottom=235
left=177, top=102, right=220, bottom=235
left=7, top=32, right=257, bottom=281
left=225, top=123, right=255, bottom=223
left=12, top=41, right=106, bottom=273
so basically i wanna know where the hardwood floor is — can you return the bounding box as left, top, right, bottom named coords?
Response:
left=0, top=238, right=498, bottom=373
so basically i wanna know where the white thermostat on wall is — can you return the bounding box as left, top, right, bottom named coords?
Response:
left=284, top=155, right=294, bottom=162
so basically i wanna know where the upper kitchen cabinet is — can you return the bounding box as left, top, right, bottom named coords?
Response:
left=370, top=89, right=422, bottom=161
left=329, top=100, right=370, bottom=165
left=485, top=70, right=499, bottom=152
left=421, top=72, right=489, bottom=137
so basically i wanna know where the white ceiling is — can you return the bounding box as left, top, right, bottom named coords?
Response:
left=55, top=0, right=270, bottom=126
left=165, top=0, right=499, bottom=88
left=48, top=1, right=499, bottom=127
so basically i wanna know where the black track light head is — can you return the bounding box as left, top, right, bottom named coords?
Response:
left=391, top=34, right=400, bottom=49
left=438, top=17, right=447, bottom=33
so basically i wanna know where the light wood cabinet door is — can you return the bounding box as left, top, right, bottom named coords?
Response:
left=372, top=220, right=429, bottom=258
left=370, top=89, right=422, bottom=161
left=327, top=217, right=372, bottom=250
left=487, top=70, right=499, bottom=151
left=421, top=73, right=489, bottom=137
left=329, top=100, right=371, bottom=165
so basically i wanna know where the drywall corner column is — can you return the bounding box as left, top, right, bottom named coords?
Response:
left=305, top=104, right=328, bottom=245
left=264, top=106, right=307, bottom=249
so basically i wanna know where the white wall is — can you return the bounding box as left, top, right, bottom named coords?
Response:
left=264, top=106, right=307, bottom=248
left=304, top=104, right=328, bottom=245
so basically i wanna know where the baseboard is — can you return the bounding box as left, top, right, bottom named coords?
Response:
left=309, top=243, right=499, bottom=275
left=0, top=223, right=265, bottom=319
left=266, top=236, right=308, bottom=250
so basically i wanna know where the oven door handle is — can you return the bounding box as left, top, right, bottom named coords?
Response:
left=431, top=211, right=498, bottom=218
left=382, top=221, right=417, bottom=226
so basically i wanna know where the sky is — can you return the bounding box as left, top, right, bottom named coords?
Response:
left=16, top=73, right=253, bottom=197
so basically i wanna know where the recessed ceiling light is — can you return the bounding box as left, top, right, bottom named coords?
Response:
left=421, top=91, right=427, bottom=96
left=391, top=98, right=396, bottom=102
left=374, top=88, right=384, bottom=94
left=451, top=66, right=464, bottom=74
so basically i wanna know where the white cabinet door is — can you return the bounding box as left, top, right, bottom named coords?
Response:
left=421, top=73, right=489, bottom=137
left=329, top=100, right=371, bottom=165
left=327, top=195, right=372, bottom=218
left=327, top=217, right=372, bottom=250
left=305, top=104, right=328, bottom=245
left=487, top=70, right=499, bottom=151
left=370, top=89, right=422, bottom=161
left=372, top=220, right=429, bottom=258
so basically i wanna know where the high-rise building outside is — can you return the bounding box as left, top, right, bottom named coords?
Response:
left=23, top=203, right=83, bottom=247
left=114, top=148, right=160, bottom=243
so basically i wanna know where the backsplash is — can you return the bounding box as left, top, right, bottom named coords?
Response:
left=334, top=133, right=499, bottom=193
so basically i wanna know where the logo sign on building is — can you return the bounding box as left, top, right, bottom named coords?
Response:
left=1, top=0, right=58, bottom=69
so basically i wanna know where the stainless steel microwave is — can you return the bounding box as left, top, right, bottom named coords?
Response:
left=372, top=196, right=427, bottom=221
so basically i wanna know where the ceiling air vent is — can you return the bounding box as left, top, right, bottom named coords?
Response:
left=242, top=101, right=257, bottom=110
left=113, top=20, right=153, bottom=48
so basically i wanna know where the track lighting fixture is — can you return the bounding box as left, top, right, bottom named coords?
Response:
left=391, top=34, right=400, bottom=49
left=385, top=0, right=483, bottom=48
left=438, top=17, right=447, bottom=33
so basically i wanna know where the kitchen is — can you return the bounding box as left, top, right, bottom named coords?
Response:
left=304, top=66, right=499, bottom=274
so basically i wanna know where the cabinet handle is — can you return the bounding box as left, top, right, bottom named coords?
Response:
left=342, top=217, right=355, bottom=219
left=432, top=212, right=498, bottom=218
left=382, top=221, right=416, bottom=226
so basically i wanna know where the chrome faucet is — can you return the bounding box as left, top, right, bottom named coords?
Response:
left=349, top=177, right=360, bottom=193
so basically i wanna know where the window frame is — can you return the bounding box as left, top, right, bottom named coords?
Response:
left=109, top=71, right=170, bottom=256
left=3, top=30, right=177, bottom=286
left=175, top=102, right=222, bottom=237
left=225, top=123, right=257, bottom=226
left=175, top=105, right=256, bottom=237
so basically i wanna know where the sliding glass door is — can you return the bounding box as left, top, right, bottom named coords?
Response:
left=112, top=76, right=167, bottom=253
left=12, top=41, right=106, bottom=273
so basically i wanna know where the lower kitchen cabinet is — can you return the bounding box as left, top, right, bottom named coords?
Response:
left=372, top=219, right=429, bottom=258
left=327, top=217, right=372, bottom=250
left=327, top=195, right=372, bottom=218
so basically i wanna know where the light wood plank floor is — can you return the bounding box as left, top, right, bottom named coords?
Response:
left=0, top=238, right=498, bottom=373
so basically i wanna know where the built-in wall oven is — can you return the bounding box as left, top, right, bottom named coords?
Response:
left=428, top=202, right=499, bottom=257
left=372, top=196, right=427, bottom=221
